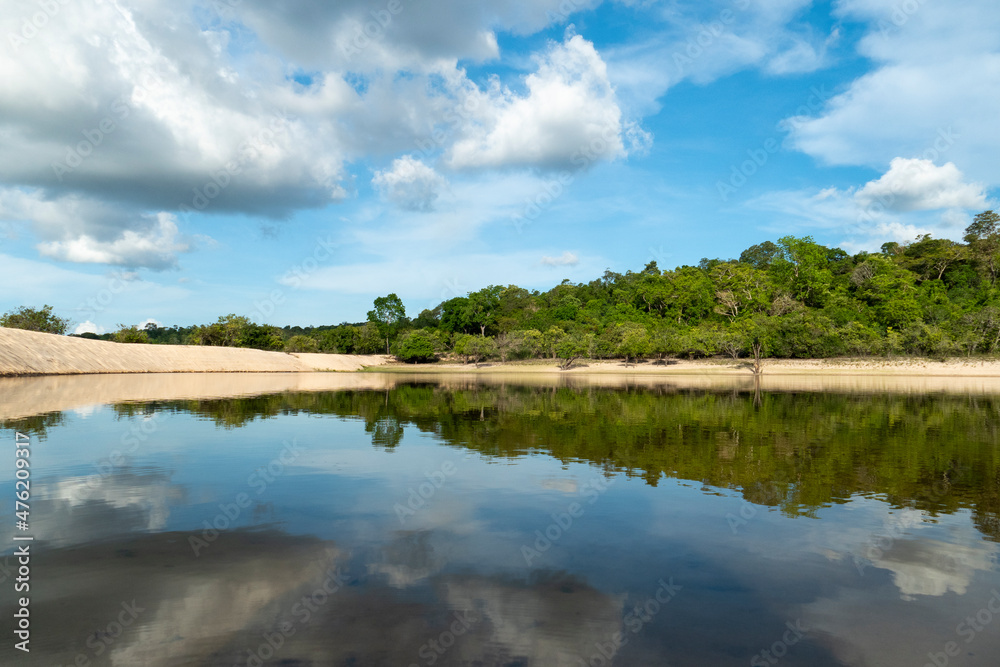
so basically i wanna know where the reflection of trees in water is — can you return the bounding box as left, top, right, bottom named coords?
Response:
left=112, top=384, right=1000, bottom=540
left=1, top=410, right=65, bottom=440
left=741, top=481, right=789, bottom=508
left=370, top=416, right=404, bottom=449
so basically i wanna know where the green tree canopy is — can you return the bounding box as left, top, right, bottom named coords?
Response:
left=367, top=293, right=406, bottom=353
left=1, top=305, right=70, bottom=334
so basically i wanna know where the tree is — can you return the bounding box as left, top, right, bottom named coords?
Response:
left=739, top=241, right=781, bottom=270
left=649, top=326, right=679, bottom=361
left=710, top=262, right=774, bottom=321
left=465, top=285, right=504, bottom=336
left=284, top=335, right=319, bottom=353
left=662, top=266, right=716, bottom=324
left=412, top=306, right=441, bottom=329
left=113, top=324, right=149, bottom=344
left=556, top=332, right=593, bottom=370
left=1, top=305, right=70, bottom=334
left=240, top=323, right=285, bottom=351
left=773, top=236, right=834, bottom=307
left=396, top=330, right=438, bottom=363
left=850, top=256, right=922, bottom=328
left=439, top=297, right=472, bottom=334
left=719, top=329, right=746, bottom=360
left=367, top=293, right=406, bottom=353
left=614, top=322, right=651, bottom=365
left=496, top=329, right=542, bottom=361
left=456, top=334, right=496, bottom=367
left=903, top=235, right=964, bottom=281
left=356, top=323, right=385, bottom=354
left=318, top=326, right=359, bottom=353
left=189, top=314, right=251, bottom=347
left=542, top=326, right=566, bottom=359
left=964, top=210, right=1000, bottom=284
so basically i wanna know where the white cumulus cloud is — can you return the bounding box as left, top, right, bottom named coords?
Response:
left=854, top=158, right=988, bottom=212
left=449, top=35, right=633, bottom=170
left=786, top=0, right=1000, bottom=185
left=372, top=156, right=447, bottom=212
left=541, top=251, right=580, bottom=266
left=37, top=213, right=189, bottom=270
left=73, top=320, right=105, bottom=335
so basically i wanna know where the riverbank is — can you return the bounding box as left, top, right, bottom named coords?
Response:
left=0, top=327, right=390, bottom=376
left=376, top=356, right=1000, bottom=376
left=4, top=326, right=1000, bottom=379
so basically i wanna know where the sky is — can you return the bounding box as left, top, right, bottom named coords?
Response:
left=1, top=0, right=998, bottom=332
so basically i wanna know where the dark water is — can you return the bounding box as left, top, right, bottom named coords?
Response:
left=2, top=379, right=1000, bottom=666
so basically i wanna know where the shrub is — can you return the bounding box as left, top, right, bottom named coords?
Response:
left=284, top=335, right=319, bottom=353
left=113, top=325, right=149, bottom=344
left=1, top=305, right=70, bottom=334
left=395, top=330, right=438, bottom=363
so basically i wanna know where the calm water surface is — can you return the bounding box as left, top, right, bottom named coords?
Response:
left=2, top=375, right=999, bottom=666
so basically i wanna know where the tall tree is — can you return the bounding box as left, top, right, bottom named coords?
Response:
left=963, top=210, right=1000, bottom=285
left=739, top=241, right=781, bottom=270
left=465, top=285, right=504, bottom=336
left=903, top=234, right=965, bottom=281
left=367, top=293, right=406, bottom=353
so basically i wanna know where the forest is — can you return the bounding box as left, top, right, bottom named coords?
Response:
left=7, top=210, right=1000, bottom=363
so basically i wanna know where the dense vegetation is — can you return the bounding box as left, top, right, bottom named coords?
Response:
left=7, top=212, right=1000, bottom=362
left=0, top=304, right=70, bottom=334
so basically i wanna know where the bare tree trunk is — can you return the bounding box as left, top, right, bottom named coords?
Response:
left=751, top=339, right=764, bottom=375
left=560, top=356, right=578, bottom=371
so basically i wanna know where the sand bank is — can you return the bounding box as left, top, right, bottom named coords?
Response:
left=3, top=328, right=1000, bottom=423
left=4, top=367, right=1000, bottom=423
left=0, top=327, right=389, bottom=376
left=0, top=372, right=398, bottom=421
left=376, top=356, right=1000, bottom=377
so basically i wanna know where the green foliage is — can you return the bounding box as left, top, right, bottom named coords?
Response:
left=465, top=285, right=504, bottom=336
left=187, top=315, right=284, bottom=351
left=68, top=214, right=1000, bottom=363
left=113, top=325, right=149, bottom=344
left=541, top=326, right=566, bottom=359
left=555, top=331, right=594, bottom=368
left=615, top=322, right=651, bottom=363
left=356, top=322, right=385, bottom=354
left=395, top=330, right=439, bottom=363
left=739, top=241, right=781, bottom=269
left=496, top=329, right=542, bottom=361
left=285, top=335, right=319, bottom=353
left=368, top=293, right=407, bottom=353
left=964, top=210, right=1000, bottom=285
left=454, top=334, right=496, bottom=366
left=1, top=304, right=70, bottom=334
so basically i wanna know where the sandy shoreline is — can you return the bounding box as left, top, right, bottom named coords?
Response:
left=4, top=368, right=1000, bottom=423
left=3, top=327, right=1000, bottom=421
left=0, top=327, right=390, bottom=376
left=376, top=356, right=1000, bottom=377
left=4, top=326, right=1000, bottom=382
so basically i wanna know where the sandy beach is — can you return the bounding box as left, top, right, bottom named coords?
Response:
left=0, top=327, right=390, bottom=376
left=5, top=326, right=1000, bottom=379
left=376, top=356, right=1000, bottom=377
left=4, top=327, right=1000, bottom=421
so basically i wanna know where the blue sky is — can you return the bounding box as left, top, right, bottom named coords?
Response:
left=1, top=0, right=997, bottom=331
